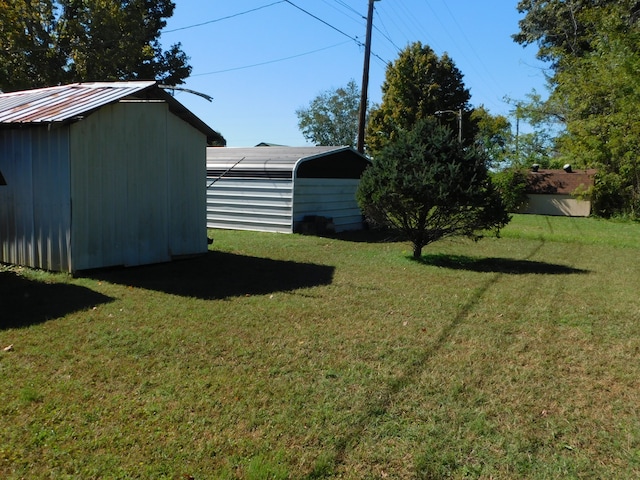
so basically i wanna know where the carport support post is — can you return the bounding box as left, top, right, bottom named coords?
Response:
left=357, top=0, right=379, bottom=154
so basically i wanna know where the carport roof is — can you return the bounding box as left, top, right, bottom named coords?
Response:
left=207, top=146, right=368, bottom=172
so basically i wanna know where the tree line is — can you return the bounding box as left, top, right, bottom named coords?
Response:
left=3, top=1, right=638, bottom=256
left=298, top=1, right=640, bottom=220
left=515, top=0, right=640, bottom=217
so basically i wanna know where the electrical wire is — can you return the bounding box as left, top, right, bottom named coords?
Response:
left=283, top=0, right=364, bottom=47
left=319, top=0, right=366, bottom=24
left=163, top=1, right=286, bottom=34
left=191, top=41, right=352, bottom=77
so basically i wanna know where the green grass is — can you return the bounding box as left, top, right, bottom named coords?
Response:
left=1, top=214, right=640, bottom=479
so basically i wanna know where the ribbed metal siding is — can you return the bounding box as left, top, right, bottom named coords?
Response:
left=0, top=127, right=72, bottom=271
left=293, top=178, right=364, bottom=232
left=206, top=178, right=294, bottom=233
left=206, top=148, right=299, bottom=233
left=166, top=112, right=208, bottom=256
left=0, top=86, right=211, bottom=272
left=70, top=101, right=174, bottom=270
left=205, top=146, right=369, bottom=234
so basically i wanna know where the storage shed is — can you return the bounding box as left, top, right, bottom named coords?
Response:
left=0, top=81, right=224, bottom=273
left=519, top=166, right=597, bottom=217
left=206, top=146, right=370, bottom=233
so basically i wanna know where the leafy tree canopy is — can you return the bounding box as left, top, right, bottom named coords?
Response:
left=514, top=0, right=639, bottom=66
left=0, top=0, right=190, bottom=91
left=513, top=0, right=640, bottom=217
left=295, top=79, right=361, bottom=147
left=553, top=8, right=640, bottom=216
left=365, top=42, right=473, bottom=155
left=357, top=118, right=510, bottom=259
left=471, top=106, right=512, bottom=170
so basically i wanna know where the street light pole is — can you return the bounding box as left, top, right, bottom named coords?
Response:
left=357, top=0, right=378, bottom=154
left=434, top=108, right=463, bottom=144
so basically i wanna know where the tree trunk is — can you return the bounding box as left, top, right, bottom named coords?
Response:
left=413, top=243, right=423, bottom=259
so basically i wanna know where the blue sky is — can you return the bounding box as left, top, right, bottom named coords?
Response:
left=161, top=1, right=549, bottom=147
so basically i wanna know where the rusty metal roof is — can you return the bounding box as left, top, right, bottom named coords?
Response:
left=0, top=81, right=225, bottom=145
left=0, top=81, right=157, bottom=123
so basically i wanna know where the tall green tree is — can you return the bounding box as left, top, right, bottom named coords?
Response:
left=471, top=106, right=512, bottom=170
left=365, top=42, right=473, bottom=155
left=357, top=118, right=509, bottom=258
left=0, top=0, right=67, bottom=89
left=553, top=8, right=640, bottom=216
left=515, top=0, right=604, bottom=64
left=514, top=0, right=640, bottom=216
left=0, top=0, right=190, bottom=92
left=295, top=80, right=361, bottom=147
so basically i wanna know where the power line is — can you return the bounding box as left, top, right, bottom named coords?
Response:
left=373, top=21, right=402, bottom=53
left=438, top=0, right=504, bottom=107
left=163, top=1, right=286, bottom=34
left=191, top=41, right=352, bottom=77
left=164, top=0, right=388, bottom=80
left=318, top=0, right=366, bottom=24
left=283, top=0, right=388, bottom=65
left=332, top=0, right=365, bottom=19
left=283, top=0, right=363, bottom=47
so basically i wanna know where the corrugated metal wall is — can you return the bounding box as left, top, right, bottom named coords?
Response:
left=0, top=97, right=208, bottom=273
left=70, top=100, right=206, bottom=270
left=71, top=101, right=171, bottom=270
left=166, top=111, right=208, bottom=256
left=206, top=177, right=294, bottom=233
left=293, top=178, right=363, bottom=232
left=205, top=147, right=369, bottom=234
left=205, top=176, right=365, bottom=234
left=0, top=127, right=72, bottom=271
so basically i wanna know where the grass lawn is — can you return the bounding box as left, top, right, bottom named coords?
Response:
left=1, top=214, right=640, bottom=479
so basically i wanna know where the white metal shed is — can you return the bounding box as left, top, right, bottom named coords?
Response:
left=0, top=81, right=224, bottom=273
left=206, top=146, right=370, bottom=233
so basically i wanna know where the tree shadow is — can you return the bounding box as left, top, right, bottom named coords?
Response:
left=330, top=228, right=405, bottom=244
left=415, top=253, right=589, bottom=275
left=0, top=271, right=113, bottom=330
left=83, top=251, right=335, bottom=299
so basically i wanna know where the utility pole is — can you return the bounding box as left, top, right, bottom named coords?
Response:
left=357, top=0, right=378, bottom=154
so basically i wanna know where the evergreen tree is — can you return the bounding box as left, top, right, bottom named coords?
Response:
left=357, top=118, right=509, bottom=258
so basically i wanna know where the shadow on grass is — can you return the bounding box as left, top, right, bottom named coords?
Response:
left=330, top=228, right=404, bottom=244
left=83, top=251, right=335, bottom=300
left=0, top=271, right=113, bottom=329
left=321, top=242, right=587, bottom=476
left=415, top=253, right=589, bottom=275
